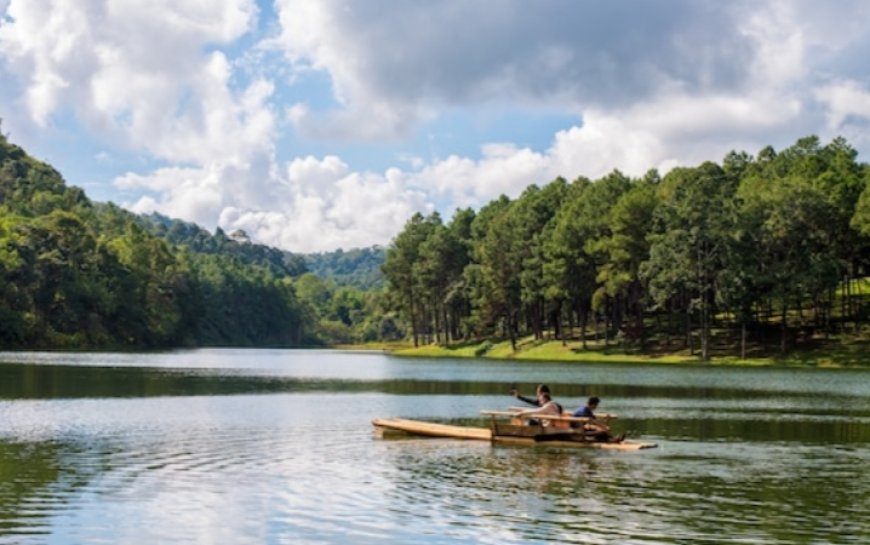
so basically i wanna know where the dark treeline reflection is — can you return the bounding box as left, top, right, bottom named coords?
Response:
left=3, top=363, right=869, bottom=446
left=3, top=363, right=869, bottom=404
left=0, top=362, right=844, bottom=401
left=612, top=417, right=870, bottom=444
left=0, top=440, right=74, bottom=537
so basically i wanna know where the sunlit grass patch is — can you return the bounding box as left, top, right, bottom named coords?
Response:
left=334, top=341, right=413, bottom=351
left=393, top=341, right=487, bottom=358
left=374, top=329, right=870, bottom=368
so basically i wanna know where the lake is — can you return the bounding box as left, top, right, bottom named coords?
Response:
left=0, top=349, right=868, bottom=544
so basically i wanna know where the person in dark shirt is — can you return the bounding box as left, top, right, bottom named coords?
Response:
left=572, top=396, right=625, bottom=442
left=572, top=396, right=600, bottom=420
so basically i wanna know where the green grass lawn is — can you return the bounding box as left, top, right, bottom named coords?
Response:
left=389, top=333, right=870, bottom=367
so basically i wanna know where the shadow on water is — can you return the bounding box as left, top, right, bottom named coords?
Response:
left=3, top=362, right=870, bottom=445
left=2, top=362, right=868, bottom=401
left=0, top=440, right=84, bottom=538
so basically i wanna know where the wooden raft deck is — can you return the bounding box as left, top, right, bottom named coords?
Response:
left=373, top=418, right=491, bottom=440
left=372, top=418, right=656, bottom=450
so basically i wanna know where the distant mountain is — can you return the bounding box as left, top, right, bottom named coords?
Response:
left=136, top=212, right=308, bottom=279
left=304, top=247, right=385, bottom=290
left=136, top=213, right=386, bottom=290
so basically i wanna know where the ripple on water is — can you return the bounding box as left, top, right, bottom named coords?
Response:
left=0, top=367, right=868, bottom=545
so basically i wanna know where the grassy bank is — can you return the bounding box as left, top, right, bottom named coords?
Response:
left=385, top=334, right=870, bottom=368
left=333, top=341, right=414, bottom=351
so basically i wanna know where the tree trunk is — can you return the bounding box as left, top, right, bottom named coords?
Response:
left=410, top=294, right=419, bottom=347
left=568, top=305, right=575, bottom=343
left=701, top=308, right=709, bottom=361
left=592, top=307, right=598, bottom=345
left=508, top=311, right=517, bottom=351
left=841, top=274, right=848, bottom=331
left=780, top=301, right=788, bottom=354
left=686, top=307, right=694, bottom=356
left=634, top=283, right=645, bottom=350
left=442, top=307, right=450, bottom=347
left=796, top=296, right=804, bottom=326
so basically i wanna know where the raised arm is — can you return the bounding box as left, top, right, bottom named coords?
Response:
left=511, top=389, right=540, bottom=407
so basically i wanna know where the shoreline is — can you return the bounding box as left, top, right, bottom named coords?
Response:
left=338, top=336, right=870, bottom=368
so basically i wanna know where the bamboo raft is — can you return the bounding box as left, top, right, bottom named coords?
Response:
left=373, top=410, right=657, bottom=451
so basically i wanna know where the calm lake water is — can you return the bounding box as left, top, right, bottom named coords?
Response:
left=0, top=349, right=868, bottom=544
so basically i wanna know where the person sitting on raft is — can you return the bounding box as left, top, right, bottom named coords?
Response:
left=512, top=383, right=547, bottom=407
left=572, top=396, right=625, bottom=442
left=512, top=384, right=564, bottom=414
left=517, top=392, right=562, bottom=427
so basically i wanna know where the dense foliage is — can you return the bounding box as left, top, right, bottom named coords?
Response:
left=304, top=247, right=386, bottom=290
left=383, top=136, right=870, bottom=359
left=138, top=213, right=309, bottom=278
left=4, top=127, right=869, bottom=356
left=0, top=131, right=314, bottom=348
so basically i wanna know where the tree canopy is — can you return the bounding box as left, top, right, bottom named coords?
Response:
left=382, top=136, right=870, bottom=359
left=0, top=132, right=313, bottom=348
left=2, top=128, right=868, bottom=356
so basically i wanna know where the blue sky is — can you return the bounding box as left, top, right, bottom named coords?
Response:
left=2, top=0, right=870, bottom=252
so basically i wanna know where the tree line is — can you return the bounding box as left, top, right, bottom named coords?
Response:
left=137, top=213, right=390, bottom=344
left=3, top=127, right=869, bottom=355
left=0, top=127, right=404, bottom=349
left=383, top=136, right=870, bottom=359
left=0, top=130, right=317, bottom=348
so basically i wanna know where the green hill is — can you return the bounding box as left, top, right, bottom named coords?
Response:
left=0, top=132, right=316, bottom=349
left=137, top=212, right=308, bottom=279
left=303, top=247, right=385, bottom=290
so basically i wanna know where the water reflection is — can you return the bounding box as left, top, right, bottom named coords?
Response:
left=375, top=436, right=870, bottom=544
left=0, top=350, right=867, bottom=544
left=2, top=361, right=869, bottom=406
left=0, top=440, right=62, bottom=538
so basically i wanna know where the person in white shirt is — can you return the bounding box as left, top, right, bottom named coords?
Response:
left=518, top=392, right=562, bottom=427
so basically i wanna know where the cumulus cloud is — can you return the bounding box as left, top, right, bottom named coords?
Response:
left=398, top=89, right=808, bottom=208
left=816, top=80, right=870, bottom=128
left=216, top=156, right=432, bottom=252
left=0, top=0, right=258, bottom=135
left=261, top=0, right=870, bottom=227
left=273, top=0, right=757, bottom=139
left=3, top=0, right=870, bottom=254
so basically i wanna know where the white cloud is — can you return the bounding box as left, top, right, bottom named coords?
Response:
left=401, top=89, right=807, bottom=208
left=4, top=0, right=870, bottom=254
left=215, top=156, right=432, bottom=252
left=259, top=0, right=870, bottom=226
left=408, top=144, right=549, bottom=207
left=0, top=0, right=262, bottom=159
left=815, top=79, right=870, bottom=153
left=816, top=80, right=870, bottom=129
left=271, top=0, right=768, bottom=140
left=119, top=165, right=226, bottom=227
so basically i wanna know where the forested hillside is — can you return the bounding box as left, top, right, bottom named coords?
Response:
left=138, top=213, right=309, bottom=279
left=0, top=131, right=314, bottom=348
left=304, top=247, right=385, bottom=290
left=5, top=129, right=869, bottom=356
left=383, top=136, right=870, bottom=360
